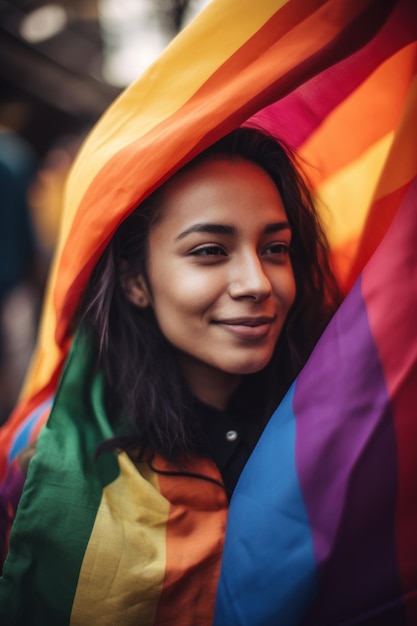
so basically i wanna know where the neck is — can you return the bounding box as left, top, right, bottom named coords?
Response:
left=177, top=354, right=241, bottom=410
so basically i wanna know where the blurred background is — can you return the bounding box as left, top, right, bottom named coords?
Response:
left=0, top=0, right=209, bottom=423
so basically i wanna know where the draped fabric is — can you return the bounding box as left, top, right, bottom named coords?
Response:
left=0, top=0, right=416, bottom=624
left=1, top=328, right=228, bottom=625
left=215, top=178, right=417, bottom=624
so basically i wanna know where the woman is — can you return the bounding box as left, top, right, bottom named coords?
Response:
left=0, top=128, right=340, bottom=624
left=77, top=127, right=340, bottom=492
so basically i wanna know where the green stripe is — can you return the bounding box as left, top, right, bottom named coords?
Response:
left=0, top=329, right=120, bottom=625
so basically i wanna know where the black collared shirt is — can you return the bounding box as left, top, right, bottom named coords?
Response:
left=195, top=384, right=270, bottom=499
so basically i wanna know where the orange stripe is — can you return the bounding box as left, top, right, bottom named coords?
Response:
left=152, top=457, right=228, bottom=625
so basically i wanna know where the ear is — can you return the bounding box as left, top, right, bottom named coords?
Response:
left=122, top=274, right=151, bottom=309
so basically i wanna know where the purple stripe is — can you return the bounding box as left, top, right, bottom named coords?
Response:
left=294, top=278, right=404, bottom=624
left=246, top=0, right=416, bottom=149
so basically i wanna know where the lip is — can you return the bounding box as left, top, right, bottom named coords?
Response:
left=213, top=316, right=276, bottom=340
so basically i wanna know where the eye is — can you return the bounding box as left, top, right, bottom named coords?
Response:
left=190, top=245, right=227, bottom=257
left=263, top=242, right=291, bottom=257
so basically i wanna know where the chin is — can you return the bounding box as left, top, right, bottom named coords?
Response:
left=225, top=356, right=273, bottom=376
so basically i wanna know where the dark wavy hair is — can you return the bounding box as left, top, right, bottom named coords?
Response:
left=78, top=127, right=341, bottom=461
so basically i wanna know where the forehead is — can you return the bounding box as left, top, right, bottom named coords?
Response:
left=157, top=157, right=287, bottom=227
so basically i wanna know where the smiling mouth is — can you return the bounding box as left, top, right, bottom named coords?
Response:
left=213, top=316, right=277, bottom=340
left=215, top=316, right=276, bottom=327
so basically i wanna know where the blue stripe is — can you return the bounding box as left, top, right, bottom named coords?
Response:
left=8, top=397, right=53, bottom=462
left=214, top=385, right=317, bottom=626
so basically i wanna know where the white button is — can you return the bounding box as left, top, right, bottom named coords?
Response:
left=225, top=430, right=238, bottom=442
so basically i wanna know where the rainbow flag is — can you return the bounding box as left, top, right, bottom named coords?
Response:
left=215, top=178, right=417, bottom=624
left=0, top=0, right=416, bottom=623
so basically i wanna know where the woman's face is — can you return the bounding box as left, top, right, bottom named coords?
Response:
left=128, top=158, right=296, bottom=407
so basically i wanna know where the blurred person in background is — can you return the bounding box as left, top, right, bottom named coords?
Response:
left=0, top=128, right=44, bottom=425
left=0, top=125, right=85, bottom=425
left=28, top=132, right=87, bottom=264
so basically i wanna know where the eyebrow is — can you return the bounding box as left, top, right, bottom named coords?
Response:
left=176, top=221, right=291, bottom=240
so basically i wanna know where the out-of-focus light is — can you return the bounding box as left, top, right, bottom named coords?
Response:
left=98, top=0, right=212, bottom=87
left=182, top=0, right=211, bottom=27
left=98, top=0, right=169, bottom=87
left=20, top=4, right=67, bottom=44
left=100, top=29, right=168, bottom=87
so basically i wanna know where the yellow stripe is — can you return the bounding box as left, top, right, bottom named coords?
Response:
left=70, top=453, right=169, bottom=626
left=314, top=133, right=394, bottom=248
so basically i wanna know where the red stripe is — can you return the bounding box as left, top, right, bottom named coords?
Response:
left=345, top=183, right=411, bottom=291
left=362, top=177, right=417, bottom=621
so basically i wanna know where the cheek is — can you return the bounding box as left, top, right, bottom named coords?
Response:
left=149, top=268, right=221, bottom=321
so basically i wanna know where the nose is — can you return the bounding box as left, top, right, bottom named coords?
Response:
left=228, top=251, right=272, bottom=302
